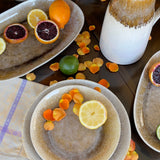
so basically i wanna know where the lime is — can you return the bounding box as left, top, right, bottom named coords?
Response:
left=156, top=125, right=160, bottom=140
left=59, top=55, right=79, bottom=75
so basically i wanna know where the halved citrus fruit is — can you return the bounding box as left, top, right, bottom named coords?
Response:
left=0, top=38, right=6, bottom=55
left=156, top=124, right=160, bottom=140
left=4, top=23, right=28, bottom=44
left=34, top=20, right=59, bottom=44
left=149, top=62, right=160, bottom=87
left=27, top=9, right=48, bottom=29
left=79, top=100, right=107, bottom=129
left=49, top=0, right=71, bottom=29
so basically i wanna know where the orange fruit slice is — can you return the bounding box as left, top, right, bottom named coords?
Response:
left=0, top=38, right=6, bottom=55
left=49, top=0, right=71, bottom=29
left=79, top=100, right=107, bottom=129
left=34, top=20, right=59, bottom=44
left=3, top=23, right=28, bottom=44
left=149, top=62, right=160, bottom=87
left=27, top=9, right=48, bottom=29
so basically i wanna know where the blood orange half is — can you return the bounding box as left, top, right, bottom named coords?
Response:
left=34, top=20, right=59, bottom=44
left=4, top=23, right=28, bottom=44
left=149, top=62, right=160, bottom=87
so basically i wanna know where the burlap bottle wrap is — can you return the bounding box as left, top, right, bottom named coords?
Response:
left=109, top=0, right=156, bottom=27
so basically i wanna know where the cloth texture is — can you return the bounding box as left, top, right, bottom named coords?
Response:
left=0, top=78, right=47, bottom=160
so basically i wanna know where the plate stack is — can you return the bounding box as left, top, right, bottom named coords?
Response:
left=22, top=79, right=131, bottom=160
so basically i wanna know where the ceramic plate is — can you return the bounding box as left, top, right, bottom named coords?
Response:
left=0, top=0, right=84, bottom=80
left=30, top=85, right=121, bottom=160
left=134, top=50, right=160, bottom=152
left=22, top=79, right=131, bottom=160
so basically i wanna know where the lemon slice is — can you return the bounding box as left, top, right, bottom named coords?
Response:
left=0, top=38, right=6, bottom=55
left=79, top=100, right=107, bottom=129
left=156, top=125, right=160, bottom=140
left=27, top=9, right=48, bottom=29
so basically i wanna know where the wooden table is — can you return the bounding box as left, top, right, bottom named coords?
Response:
left=1, top=0, right=160, bottom=159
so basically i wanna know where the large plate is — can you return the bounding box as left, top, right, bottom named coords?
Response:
left=30, top=85, right=121, bottom=160
left=134, top=50, right=160, bottom=152
left=0, top=0, right=84, bottom=80
left=23, top=79, right=131, bottom=160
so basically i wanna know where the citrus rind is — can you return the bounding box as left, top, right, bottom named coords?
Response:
left=27, top=9, right=48, bottom=29
left=0, top=38, right=6, bottom=55
left=149, top=62, right=160, bottom=87
left=3, top=23, right=28, bottom=44
left=34, top=20, right=59, bottom=44
left=156, top=125, right=160, bottom=140
left=79, top=100, right=107, bottom=129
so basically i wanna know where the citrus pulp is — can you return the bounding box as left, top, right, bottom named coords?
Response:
left=79, top=100, right=107, bottom=129
left=34, top=20, right=59, bottom=44
left=0, top=38, right=6, bottom=55
left=4, top=23, right=28, bottom=44
left=27, top=9, right=48, bottom=29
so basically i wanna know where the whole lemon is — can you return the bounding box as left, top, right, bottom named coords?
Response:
left=49, top=0, right=71, bottom=29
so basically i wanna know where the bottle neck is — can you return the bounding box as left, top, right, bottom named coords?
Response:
left=109, top=0, right=155, bottom=27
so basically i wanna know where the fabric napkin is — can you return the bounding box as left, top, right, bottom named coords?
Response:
left=0, top=78, right=47, bottom=160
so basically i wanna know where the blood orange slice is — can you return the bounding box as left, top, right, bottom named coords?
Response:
left=3, top=23, right=28, bottom=44
left=34, top=20, right=59, bottom=44
left=149, top=62, right=160, bottom=87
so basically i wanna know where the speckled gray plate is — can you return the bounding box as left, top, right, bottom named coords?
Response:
left=134, top=50, right=160, bottom=152
left=22, top=79, right=131, bottom=160
left=0, top=0, right=84, bottom=80
left=30, top=85, right=121, bottom=160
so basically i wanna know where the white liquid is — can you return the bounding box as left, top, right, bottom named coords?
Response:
left=100, top=6, right=153, bottom=65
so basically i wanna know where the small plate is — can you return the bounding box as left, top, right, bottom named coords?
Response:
left=0, top=0, right=84, bottom=80
left=30, top=85, right=121, bottom=160
left=22, top=79, right=131, bottom=160
left=134, top=50, right=160, bottom=152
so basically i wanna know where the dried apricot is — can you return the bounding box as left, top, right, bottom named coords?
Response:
left=108, top=63, right=119, bottom=72
left=105, top=62, right=111, bottom=69
left=89, top=64, right=100, bottom=74
left=61, top=93, right=72, bottom=102
left=93, top=57, right=104, bottom=67
left=75, top=73, right=86, bottom=79
left=82, top=46, right=90, bottom=54
left=26, top=73, right=36, bottom=81
left=77, top=48, right=85, bottom=55
left=77, top=42, right=86, bottom=48
left=44, top=121, right=54, bottom=131
left=49, top=80, right=58, bottom=86
left=69, top=88, right=79, bottom=98
left=81, top=31, right=90, bottom=39
left=43, top=109, right=55, bottom=121
left=78, top=63, right=86, bottom=71
left=53, top=108, right=66, bottom=121
left=59, top=98, right=70, bottom=110
left=84, top=60, right=93, bottom=68
left=89, top=25, right=95, bottom=31
left=98, top=79, right=110, bottom=88
left=49, top=62, right=59, bottom=71
left=94, top=87, right=101, bottom=92
left=73, top=92, right=84, bottom=104
left=67, top=77, right=74, bottom=80
left=73, top=103, right=81, bottom=116
left=72, top=54, right=79, bottom=59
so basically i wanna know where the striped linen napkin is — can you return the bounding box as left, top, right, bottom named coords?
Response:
left=0, top=78, right=46, bottom=159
